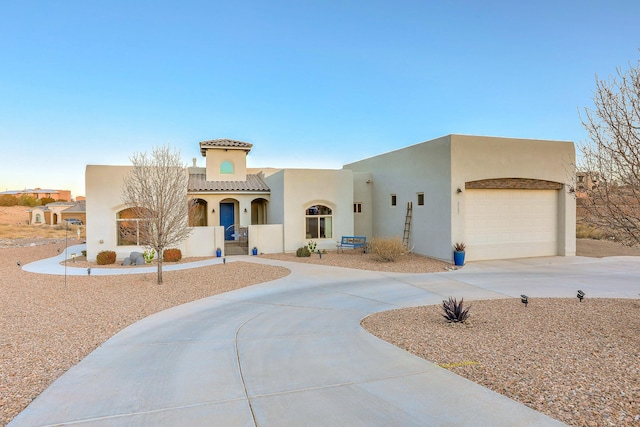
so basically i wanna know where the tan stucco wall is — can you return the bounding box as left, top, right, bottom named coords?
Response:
left=265, top=169, right=354, bottom=252
left=345, top=135, right=576, bottom=262
left=85, top=165, right=133, bottom=261
left=345, top=136, right=452, bottom=260
left=450, top=135, right=576, bottom=258
left=352, top=172, right=373, bottom=237
left=204, top=148, right=248, bottom=182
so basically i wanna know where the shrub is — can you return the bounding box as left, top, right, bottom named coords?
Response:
left=296, top=246, right=311, bottom=257
left=38, top=197, right=55, bottom=206
left=163, top=248, right=182, bottom=262
left=17, top=194, right=37, bottom=207
left=441, top=297, right=471, bottom=323
left=0, top=195, right=18, bottom=206
left=96, top=250, right=116, bottom=265
left=369, top=237, right=406, bottom=262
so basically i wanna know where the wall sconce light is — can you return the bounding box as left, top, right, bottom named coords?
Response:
left=366, top=179, right=372, bottom=184
left=456, top=188, right=463, bottom=194
left=520, top=294, right=528, bottom=307
left=244, top=208, right=248, bottom=213
left=211, top=208, right=215, bottom=213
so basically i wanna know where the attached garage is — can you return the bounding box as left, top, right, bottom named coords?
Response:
left=464, top=179, right=564, bottom=261
left=346, top=135, right=576, bottom=262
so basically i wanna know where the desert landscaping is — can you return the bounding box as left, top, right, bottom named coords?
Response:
left=1, top=205, right=639, bottom=426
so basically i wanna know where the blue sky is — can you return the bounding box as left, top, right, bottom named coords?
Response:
left=1, top=1, right=638, bottom=199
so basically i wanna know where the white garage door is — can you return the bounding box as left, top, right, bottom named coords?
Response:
left=465, top=189, right=558, bottom=261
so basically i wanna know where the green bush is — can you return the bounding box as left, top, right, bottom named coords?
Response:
left=369, top=237, right=406, bottom=262
left=96, top=250, right=116, bottom=265
left=296, top=246, right=311, bottom=257
left=163, top=248, right=182, bottom=262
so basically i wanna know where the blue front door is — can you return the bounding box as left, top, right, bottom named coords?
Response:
left=220, top=203, right=235, bottom=240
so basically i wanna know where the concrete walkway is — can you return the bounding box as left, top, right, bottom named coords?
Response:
left=10, top=253, right=640, bottom=426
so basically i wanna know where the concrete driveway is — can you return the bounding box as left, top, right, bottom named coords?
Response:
left=10, top=255, right=640, bottom=426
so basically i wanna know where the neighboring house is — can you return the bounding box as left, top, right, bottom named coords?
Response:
left=29, top=201, right=86, bottom=225
left=0, top=188, right=73, bottom=201
left=575, top=171, right=600, bottom=196
left=85, top=135, right=576, bottom=263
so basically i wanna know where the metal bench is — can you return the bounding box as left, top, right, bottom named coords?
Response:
left=336, top=236, right=367, bottom=253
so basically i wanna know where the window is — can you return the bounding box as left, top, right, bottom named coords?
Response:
left=117, top=208, right=151, bottom=246
left=417, top=193, right=424, bottom=206
left=305, top=205, right=332, bottom=239
left=390, top=194, right=397, bottom=207
left=353, top=202, right=362, bottom=213
left=35, top=213, right=42, bottom=223
left=220, top=161, right=234, bottom=174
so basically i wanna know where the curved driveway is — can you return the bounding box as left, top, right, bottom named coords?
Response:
left=10, top=254, right=640, bottom=426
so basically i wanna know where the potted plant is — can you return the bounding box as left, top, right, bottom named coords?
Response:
left=216, top=247, right=222, bottom=257
left=453, top=242, right=466, bottom=266
left=252, top=247, right=258, bottom=256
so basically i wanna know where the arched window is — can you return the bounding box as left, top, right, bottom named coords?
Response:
left=305, top=205, right=332, bottom=239
left=35, top=213, right=42, bottom=223
left=117, top=207, right=151, bottom=246
left=220, top=161, right=234, bottom=174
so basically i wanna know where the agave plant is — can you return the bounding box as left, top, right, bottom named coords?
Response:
left=441, top=297, right=471, bottom=323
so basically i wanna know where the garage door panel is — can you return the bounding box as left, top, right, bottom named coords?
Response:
left=465, top=189, right=558, bottom=261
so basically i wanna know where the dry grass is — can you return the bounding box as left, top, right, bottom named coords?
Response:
left=367, top=236, right=407, bottom=262
left=0, top=224, right=85, bottom=240
left=576, top=222, right=607, bottom=240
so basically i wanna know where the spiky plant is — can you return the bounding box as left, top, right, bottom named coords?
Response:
left=441, top=297, right=471, bottom=323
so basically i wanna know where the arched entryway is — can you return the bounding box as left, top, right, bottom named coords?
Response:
left=251, top=198, right=268, bottom=225
left=189, top=198, right=208, bottom=226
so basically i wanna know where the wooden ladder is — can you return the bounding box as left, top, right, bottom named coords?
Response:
left=402, top=202, right=412, bottom=247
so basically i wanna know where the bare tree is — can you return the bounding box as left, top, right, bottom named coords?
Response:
left=578, top=57, right=640, bottom=245
left=121, top=145, right=193, bottom=283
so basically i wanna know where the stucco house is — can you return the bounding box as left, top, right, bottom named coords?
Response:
left=29, top=201, right=86, bottom=226
left=85, top=135, right=575, bottom=263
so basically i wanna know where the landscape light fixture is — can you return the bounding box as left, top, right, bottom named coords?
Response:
left=87, top=267, right=91, bottom=276
left=577, top=290, right=585, bottom=302
left=520, top=294, right=528, bottom=307
left=17, top=261, right=21, bottom=267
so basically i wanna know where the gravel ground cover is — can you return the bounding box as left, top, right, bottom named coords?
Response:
left=362, top=299, right=640, bottom=427
left=259, top=249, right=452, bottom=273
left=0, top=243, right=289, bottom=426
